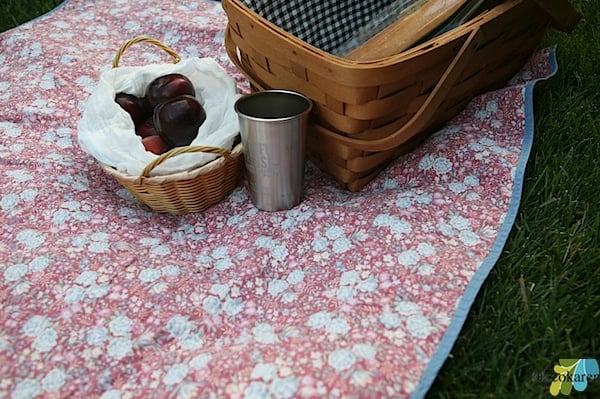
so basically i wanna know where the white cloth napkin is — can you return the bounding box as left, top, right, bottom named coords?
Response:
left=78, top=58, right=240, bottom=176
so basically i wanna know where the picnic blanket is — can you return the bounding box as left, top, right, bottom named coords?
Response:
left=0, top=0, right=557, bottom=398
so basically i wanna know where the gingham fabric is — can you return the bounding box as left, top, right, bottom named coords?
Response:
left=331, top=0, right=428, bottom=55
left=241, top=0, right=400, bottom=53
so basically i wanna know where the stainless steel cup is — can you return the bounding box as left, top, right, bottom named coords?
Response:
left=235, top=90, right=313, bottom=211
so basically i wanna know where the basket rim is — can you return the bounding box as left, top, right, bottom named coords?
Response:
left=100, top=141, right=243, bottom=184
left=223, top=0, right=523, bottom=66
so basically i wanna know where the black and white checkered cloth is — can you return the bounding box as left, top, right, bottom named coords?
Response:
left=241, top=0, right=401, bottom=53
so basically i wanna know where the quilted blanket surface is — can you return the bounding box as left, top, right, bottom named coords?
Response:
left=0, top=1, right=556, bottom=398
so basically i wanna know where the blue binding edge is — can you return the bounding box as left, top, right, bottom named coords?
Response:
left=410, top=46, right=559, bottom=399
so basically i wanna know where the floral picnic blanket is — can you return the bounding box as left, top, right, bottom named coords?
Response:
left=0, top=0, right=556, bottom=398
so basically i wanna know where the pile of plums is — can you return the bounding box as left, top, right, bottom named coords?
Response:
left=114, top=73, right=206, bottom=155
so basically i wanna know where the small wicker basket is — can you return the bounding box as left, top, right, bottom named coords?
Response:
left=222, top=0, right=579, bottom=191
left=97, top=36, right=243, bottom=214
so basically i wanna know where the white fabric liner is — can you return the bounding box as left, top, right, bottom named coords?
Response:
left=78, top=58, right=240, bottom=176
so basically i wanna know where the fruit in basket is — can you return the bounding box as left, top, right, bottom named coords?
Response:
left=145, top=73, right=196, bottom=110
left=114, top=73, right=204, bottom=147
left=136, top=117, right=158, bottom=138
left=142, top=135, right=170, bottom=155
left=154, top=94, right=206, bottom=148
left=115, top=92, right=149, bottom=126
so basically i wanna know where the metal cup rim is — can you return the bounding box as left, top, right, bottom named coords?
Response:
left=234, top=89, right=313, bottom=122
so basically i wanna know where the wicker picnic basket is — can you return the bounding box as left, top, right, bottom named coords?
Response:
left=222, top=0, right=580, bottom=191
left=97, top=36, right=244, bottom=215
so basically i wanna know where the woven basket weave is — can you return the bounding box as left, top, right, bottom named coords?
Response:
left=98, top=36, right=243, bottom=214
left=101, top=144, right=243, bottom=215
left=223, top=0, right=579, bottom=191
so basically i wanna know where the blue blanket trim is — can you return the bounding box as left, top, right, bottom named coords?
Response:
left=410, top=46, right=559, bottom=399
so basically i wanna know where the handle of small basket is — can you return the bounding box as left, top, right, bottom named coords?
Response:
left=317, top=26, right=485, bottom=152
left=112, top=35, right=182, bottom=68
left=139, top=145, right=232, bottom=179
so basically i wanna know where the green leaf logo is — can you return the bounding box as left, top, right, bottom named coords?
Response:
left=550, top=359, right=599, bottom=396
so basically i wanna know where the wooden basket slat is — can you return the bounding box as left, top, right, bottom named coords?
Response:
left=225, top=6, right=465, bottom=87
left=346, top=134, right=430, bottom=173
left=306, top=132, right=363, bottom=163
left=312, top=106, right=372, bottom=135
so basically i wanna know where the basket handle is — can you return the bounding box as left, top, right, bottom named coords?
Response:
left=112, top=35, right=182, bottom=68
left=226, top=25, right=484, bottom=153
left=316, top=26, right=484, bottom=152
left=139, top=145, right=232, bottom=179
left=225, top=26, right=271, bottom=91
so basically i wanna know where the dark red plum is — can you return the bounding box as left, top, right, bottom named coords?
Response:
left=142, top=135, right=170, bottom=155
left=153, top=94, right=206, bottom=148
left=115, top=92, right=149, bottom=127
left=135, top=117, right=158, bottom=138
left=145, top=73, right=196, bottom=110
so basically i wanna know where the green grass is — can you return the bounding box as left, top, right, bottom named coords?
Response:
left=428, top=1, right=600, bottom=397
left=1, top=0, right=598, bottom=398
left=0, top=0, right=64, bottom=33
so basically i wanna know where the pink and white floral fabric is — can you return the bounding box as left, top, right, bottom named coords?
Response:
left=0, top=0, right=555, bottom=398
